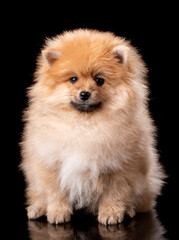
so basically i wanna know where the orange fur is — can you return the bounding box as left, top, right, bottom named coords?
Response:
left=20, top=29, right=165, bottom=225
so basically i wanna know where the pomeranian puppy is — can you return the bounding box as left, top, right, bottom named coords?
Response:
left=21, top=29, right=165, bottom=225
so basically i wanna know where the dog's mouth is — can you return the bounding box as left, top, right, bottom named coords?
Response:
left=71, top=101, right=101, bottom=112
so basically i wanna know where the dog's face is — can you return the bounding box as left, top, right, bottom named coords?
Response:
left=37, top=31, right=135, bottom=114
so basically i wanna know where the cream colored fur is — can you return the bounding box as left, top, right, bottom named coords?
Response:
left=20, top=29, right=165, bottom=225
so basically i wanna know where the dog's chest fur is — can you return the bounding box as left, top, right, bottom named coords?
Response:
left=60, top=152, right=102, bottom=209
left=35, top=116, right=124, bottom=208
left=58, top=122, right=124, bottom=209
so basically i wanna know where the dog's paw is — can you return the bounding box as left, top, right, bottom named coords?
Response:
left=27, top=204, right=46, bottom=219
left=98, top=209, right=125, bottom=225
left=47, top=209, right=71, bottom=224
left=126, top=206, right=136, bottom=218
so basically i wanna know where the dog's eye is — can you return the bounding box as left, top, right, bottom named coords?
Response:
left=70, top=77, right=78, bottom=84
left=94, top=78, right=104, bottom=86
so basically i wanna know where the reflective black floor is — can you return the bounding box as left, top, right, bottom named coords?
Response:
left=26, top=210, right=167, bottom=240
left=12, top=184, right=177, bottom=240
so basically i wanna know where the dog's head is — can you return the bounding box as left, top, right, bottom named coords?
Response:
left=33, top=29, right=146, bottom=115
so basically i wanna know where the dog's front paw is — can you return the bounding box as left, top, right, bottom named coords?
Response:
left=98, top=207, right=125, bottom=225
left=47, top=209, right=71, bottom=224
left=27, top=204, right=46, bottom=219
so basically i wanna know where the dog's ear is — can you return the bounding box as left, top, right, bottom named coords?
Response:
left=42, top=50, right=61, bottom=65
left=112, top=45, right=129, bottom=64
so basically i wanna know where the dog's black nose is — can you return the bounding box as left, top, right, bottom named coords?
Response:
left=79, top=91, right=91, bottom=101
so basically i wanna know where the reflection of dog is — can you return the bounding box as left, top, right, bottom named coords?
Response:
left=98, top=211, right=167, bottom=240
left=28, top=211, right=166, bottom=240
left=21, top=29, right=165, bottom=225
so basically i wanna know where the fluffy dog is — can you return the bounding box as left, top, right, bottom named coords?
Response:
left=20, top=29, right=165, bottom=225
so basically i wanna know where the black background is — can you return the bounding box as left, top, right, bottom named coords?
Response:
left=6, top=2, right=177, bottom=239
